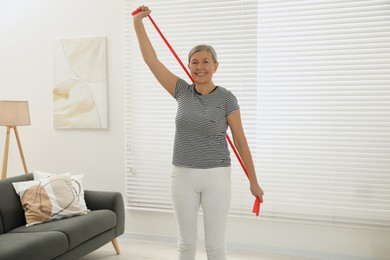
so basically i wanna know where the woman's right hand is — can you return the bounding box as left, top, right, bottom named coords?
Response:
left=133, top=5, right=151, bottom=21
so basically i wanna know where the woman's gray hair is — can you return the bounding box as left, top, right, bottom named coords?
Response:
left=188, top=45, right=218, bottom=64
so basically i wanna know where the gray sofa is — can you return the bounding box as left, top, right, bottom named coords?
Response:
left=0, top=173, right=125, bottom=260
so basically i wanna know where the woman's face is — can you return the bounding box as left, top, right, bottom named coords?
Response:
left=188, top=50, right=218, bottom=84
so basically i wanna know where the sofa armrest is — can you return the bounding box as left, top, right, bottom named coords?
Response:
left=84, top=190, right=125, bottom=237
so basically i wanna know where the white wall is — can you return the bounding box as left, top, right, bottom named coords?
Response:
left=1, top=1, right=389, bottom=259
left=0, top=0, right=125, bottom=193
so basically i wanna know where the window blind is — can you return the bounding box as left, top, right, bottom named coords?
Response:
left=125, top=0, right=390, bottom=229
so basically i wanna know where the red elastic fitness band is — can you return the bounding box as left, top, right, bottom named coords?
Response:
left=132, top=8, right=261, bottom=216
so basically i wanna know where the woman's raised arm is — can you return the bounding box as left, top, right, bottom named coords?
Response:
left=133, top=6, right=178, bottom=97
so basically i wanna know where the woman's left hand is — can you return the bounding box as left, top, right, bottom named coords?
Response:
left=250, top=183, right=264, bottom=203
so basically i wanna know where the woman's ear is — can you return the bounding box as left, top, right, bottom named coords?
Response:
left=214, top=62, right=219, bottom=73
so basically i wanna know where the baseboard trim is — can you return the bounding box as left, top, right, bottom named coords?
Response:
left=121, top=232, right=377, bottom=260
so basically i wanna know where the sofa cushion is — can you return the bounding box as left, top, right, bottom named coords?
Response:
left=10, top=210, right=116, bottom=249
left=0, top=231, right=68, bottom=260
left=0, top=174, right=33, bottom=234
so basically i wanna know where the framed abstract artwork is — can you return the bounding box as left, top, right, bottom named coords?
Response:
left=52, top=36, right=108, bottom=129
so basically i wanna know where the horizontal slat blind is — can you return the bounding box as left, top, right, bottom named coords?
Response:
left=125, top=0, right=390, bottom=228
left=257, top=0, right=390, bottom=228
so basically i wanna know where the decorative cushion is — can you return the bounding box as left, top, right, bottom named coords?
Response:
left=32, top=169, right=88, bottom=212
left=12, top=174, right=87, bottom=226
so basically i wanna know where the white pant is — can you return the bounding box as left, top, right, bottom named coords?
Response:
left=171, top=166, right=231, bottom=260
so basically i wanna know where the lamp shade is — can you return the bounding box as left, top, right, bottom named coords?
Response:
left=0, top=101, right=31, bottom=126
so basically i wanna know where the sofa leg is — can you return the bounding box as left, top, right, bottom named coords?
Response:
left=111, top=238, right=121, bottom=255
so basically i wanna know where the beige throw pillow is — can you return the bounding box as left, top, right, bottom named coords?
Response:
left=12, top=174, right=87, bottom=226
left=32, top=169, right=89, bottom=212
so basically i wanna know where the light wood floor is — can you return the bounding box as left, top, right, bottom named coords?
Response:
left=80, top=236, right=315, bottom=260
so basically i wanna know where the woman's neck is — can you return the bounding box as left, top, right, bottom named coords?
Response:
left=195, top=83, right=217, bottom=95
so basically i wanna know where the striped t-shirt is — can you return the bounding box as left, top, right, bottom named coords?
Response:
left=173, top=78, right=240, bottom=168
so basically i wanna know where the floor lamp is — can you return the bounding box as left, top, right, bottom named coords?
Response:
left=0, top=101, right=31, bottom=179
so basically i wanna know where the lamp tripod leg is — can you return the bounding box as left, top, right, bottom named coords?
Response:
left=13, top=127, right=28, bottom=174
left=1, top=127, right=11, bottom=179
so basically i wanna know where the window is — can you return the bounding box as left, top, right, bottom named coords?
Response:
left=125, top=0, right=390, bottom=229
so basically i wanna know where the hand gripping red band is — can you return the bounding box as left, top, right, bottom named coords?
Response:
left=132, top=8, right=260, bottom=216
